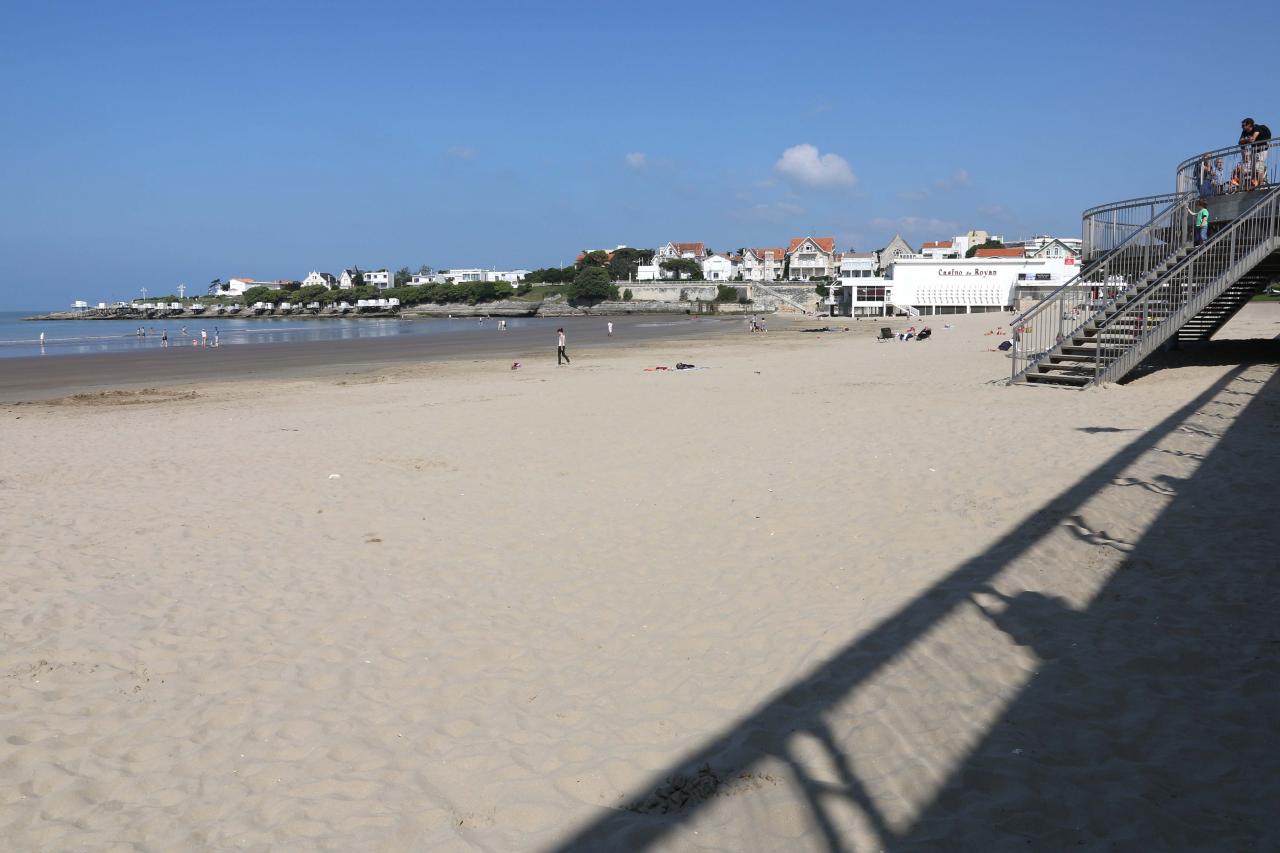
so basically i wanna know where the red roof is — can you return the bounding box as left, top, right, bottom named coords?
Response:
left=788, top=237, right=836, bottom=254
left=974, top=247, right=1025, bottom=258
left=748, top=247, right=787, bottom=260
left=922, top=240, right=953, bottom=249
left=672, top=242, right=706, bottom=256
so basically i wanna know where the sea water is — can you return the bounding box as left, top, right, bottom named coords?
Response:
left=0, top=311, right=588, bottom=359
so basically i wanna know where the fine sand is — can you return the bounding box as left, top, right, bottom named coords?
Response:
left=1, top=306, right=1277, bottom=851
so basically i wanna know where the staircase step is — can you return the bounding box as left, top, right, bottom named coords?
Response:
left=1026, top=372, right=1090, bottom=386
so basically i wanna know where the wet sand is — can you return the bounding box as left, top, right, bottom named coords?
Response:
left=0, top=315, right=741, bottom=402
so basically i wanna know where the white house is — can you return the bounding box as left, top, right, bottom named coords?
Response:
left=655, top=242, right=707, bottom=262
left=339, top=268, right=392, bottom=290
left=701, top=253, right=738, bottom=281
left=647, top=242, right=708, bottom=280
left=786, top=237, right=837, bottom=280
left=919, top=240, right=961, bottom=260
left=833, top=253, right=886, bottom=316
left=411, top=272, right=449, bottom=285
left=302, top=271, right=338, bottom=289
left=740, top=247, right=787, bottom=282
left=225, top=277, right=283, bottom=296
left=1008, top=236, right=1083, bottom=260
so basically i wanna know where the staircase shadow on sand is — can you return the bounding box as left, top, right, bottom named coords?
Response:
left=550, top=352, right=1280, bottom=852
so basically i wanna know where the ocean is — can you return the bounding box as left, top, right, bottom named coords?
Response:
left=0, top=311, right=609, bottom=359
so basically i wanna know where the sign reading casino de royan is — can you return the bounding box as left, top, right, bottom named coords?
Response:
left=884, top=255, right=1078, bottom=311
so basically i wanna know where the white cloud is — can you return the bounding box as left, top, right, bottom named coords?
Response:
left=775, top=144, right=856, bottom=189
left=933, top=169, right=971, bottom=191
left=446, top=145, right=475, bottom=160
left=624, top=152, right=647, bottom=170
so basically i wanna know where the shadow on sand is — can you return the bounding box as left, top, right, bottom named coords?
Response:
left=551, top=347, right=1280, bottom=851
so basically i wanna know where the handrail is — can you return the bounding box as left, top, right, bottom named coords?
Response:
left=1090, top=185, right=1280, bottom=384
left=1010, top=191, right=1195, bottom=382
left=1014, top=191, right=1191, bottom=330
left=1176, top=138, right=1278, bottom=198
left=1081, top=191, right=1184, bottom=220
left=1082, top=192, right=1185, bottom=259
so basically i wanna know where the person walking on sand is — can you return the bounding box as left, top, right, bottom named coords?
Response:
left=161, top=330, right=168, bottom=348
left=213, top=327, right=220, bottom=347
left=557, top=327, right=570, bottom=365
left=1187, top=198, right=1210, bottom=245
left=607, top=321, right=613, bottom=337
left=200, top=328, right=207, bottom=347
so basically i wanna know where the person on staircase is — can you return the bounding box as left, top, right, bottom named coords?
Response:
left=1186, top=199, right=1210, bottom=246
left=1239, top=118, right=1271, bottom=188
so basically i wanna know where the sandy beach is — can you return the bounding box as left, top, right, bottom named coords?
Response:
left=1, top=305, right=1277, bottom=851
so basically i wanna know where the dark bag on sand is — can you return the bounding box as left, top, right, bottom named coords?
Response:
left=676, top=362, right=695, bottom=370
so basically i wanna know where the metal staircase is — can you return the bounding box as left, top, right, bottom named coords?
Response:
left=1010, top=138, right=1280, bottom=388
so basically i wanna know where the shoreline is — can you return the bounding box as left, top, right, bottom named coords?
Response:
left=0, top=314, right=779, bottom=402
left=24, top=298, right=775, bottom=323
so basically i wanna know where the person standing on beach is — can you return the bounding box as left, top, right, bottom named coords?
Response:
left=557, top=327, right=570, bottom=365
left=213, top=327, right=220, bottom=347
left=161, top=330, right=168, bottom=348
left=200, top=328, right=207, bottom=347
left=607, top=321, right=613, bottom=337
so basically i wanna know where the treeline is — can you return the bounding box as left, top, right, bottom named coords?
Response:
left=239, top=281, right=534, bottom=308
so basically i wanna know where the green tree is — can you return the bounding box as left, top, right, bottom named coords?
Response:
left=715, top=284, right=740, bottom=302
left=622, top=287, right=633, bottom=301
left=607, top=247, right=655, bottom=281
left=351, top=271, right=366, bottom=288
left=965, top=239, right=1005, bottom=258
left=394, top=267, right=412, bottom=287
left=577, top=250, right=610, bottom=270
left=241, top=286, right=278, bottom=305
left=569, top=266, right=612, bottom=303
left=660, top=258, right=702, bottom=280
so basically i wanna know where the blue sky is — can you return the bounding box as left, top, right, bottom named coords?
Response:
left=1, top=0, right=1275, bottom=309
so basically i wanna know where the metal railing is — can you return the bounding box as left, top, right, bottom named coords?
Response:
left=1176, top=138, right=1279, bottom=198
left=1010, top=191, right=1195, bottom=382
left=1091, top=186, right=1280, bottom=384
left=1082, top=193, right=1183, bottom=259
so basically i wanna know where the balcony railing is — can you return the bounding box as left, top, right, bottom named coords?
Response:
left=1176, top=138, right=1278, bottom=198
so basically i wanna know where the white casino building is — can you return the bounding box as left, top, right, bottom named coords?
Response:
left=831, top=255, right=1078, bottom=317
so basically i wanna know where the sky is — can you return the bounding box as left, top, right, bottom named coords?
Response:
left=1, top=0, right=1276, bottom=309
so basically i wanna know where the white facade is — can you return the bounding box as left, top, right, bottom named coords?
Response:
left=701, top=254, right=738, bottom=281
left=365, top=270, right=393, bottom=290
left=1006, top=235, right=1083, bottom=258
left=787, top=238, right=836, bottom=280
left=411, top=272, right=448, bottom=285
left=655, top=242, right=706, bottom=262
left=919, top=240, right=960, bottom=260
left=878, top=256, right=1077, bottom=315
left=225, top=278, right=282, bottom=295
left=741, top=248, right=786, bottom=282
left=835, top=254, right=887, bottom=316
left=302, top=271, right=338, bottom=289
left=636, top=264, right=660, bottom=281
